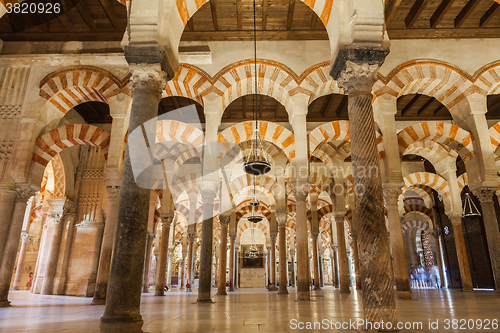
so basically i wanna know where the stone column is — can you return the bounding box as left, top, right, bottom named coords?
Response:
left=178, top=255, right=185, bottom=289
left=40, top=199, right=68, bottom=295
left=154, top=215, right=173, bottom=296
left=448, top=214, right=473, bottom=291
left=351, top=235, right=362, bottom=290
left=473, top=188, right=500, bottom=296
left=166, top=247, right=174, bottom=289
left=277, top=221, right=288, bottom=294
left=268, top=233, right=277, bottom=291
left=290, top=249, right=296, bottom=287
left=333, top=214, right=350, bottom=293
left=0, top=187, right=34, bottom=306
left=331, top=247, right=339, bottom=288
left=197, top=181, right=218, bottom=302
left=92, top=185, right=120, bottom=304
left=319, top=252, right=325, bottom=287
left=142, top=234, right=155, bottom=293
left=383, top=187, right=411, bottom=299
left=0, top=187, right=16, bottom=262
left=291, top=182, right=310, bottom=300
left=235, top=248, right=240, bottom=289
left=311, top=233, right=321, bottom=290
left=431, top=229, right=445, bottom=288
left=228, top=232, right=236, bottom=292
left=101, top=61, right=167, bottom=330
left=13, top=233, right=31, bottom=290
left=186, top=232, right=196, bottom=292
left=338, top=59, right=396, bottom=325
left=217, top=215, right=229, bottom=295
left=265, top=246, right=271, bottom=288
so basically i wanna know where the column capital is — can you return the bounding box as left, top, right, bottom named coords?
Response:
left=199, top=181, right=219, bottom=203
left=270, top=233, right=277, bottom=243
left=147, top=233, right=156, bottom=242
left=290, top=249, right=296, bottom=256
left=382, top=186, right=402, bottom=206
left=161, top=214, right=174, bottom=227
left=21, top=232, right=31, bottom=243
left=471, top=187, right=495, bottom=203
left=188, top=231, right=197, bottom=241
left=229, top=232, right=237, bottom=241
left=105, top=185, right=121, bottom=200
left=291, top=181, right=310, bottom=201
left=332, top=213, right=345, bottom=224
left=219, top=214, right=230, bottom=226
left=430, top=228, right=442, bottom=240
left=15, top=186, right=35, bottom=203
left=337, top=61, right=379, bottom=95
left=447, top=213, right=462, bottom=225
left=276, top=212, right=287, bottom=226
left=128, top=63, right=168, bottom=97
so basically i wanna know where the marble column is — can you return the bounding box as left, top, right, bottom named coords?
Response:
left=178, top=256, right=185, bottom=289
left=13, top=233, right=31, bottom=290
left=101, top=61, right=167, bottom=330
left=473, top=188, right=500, bottom=296
left=228, top=233, right=236, bottom=292
left=338, top=59, right=396, bottom=326
left=290, top=249, right=296, bottom=287
left=41, top=199, right=68, bottom=295
left=0, top=187, right=34, bottom=307
left=311, top=233, right=321, bottom=290
left=268, top=233, right=278, bottom=291
left=197, top=181, right=218, bottom=302
left=292, top=182, right=310, bottom=300
left=143, top=234, right=155, bottom=293
left=155, top=215, right=173, bottom=296
left=266, top=247, right=271, bottom=288
left=383, top=188, right=411, bottom=298
left=277, top=222, right=288, bottom=294
left=449, top=214, right=474, bottom=291
left=235, top=248, right=240, bottom=289
left=166, top=247, right=174, bottom=289
left=92, top=185, right=120, bottom=304
left=217, top=215, right=229, bottom=295
left=333, top=214, right=350, bottom=293
left=186, top=232, right=196, bottom=292
left=351, top=235, right=362, bottom=290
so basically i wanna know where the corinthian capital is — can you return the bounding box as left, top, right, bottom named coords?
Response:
left=129, top=63, right=167, bottom=96
left=199, top=181, right=219, bottom=203
left=106, top=185, right=121, bottom=200
left=291, top=180, right=310, bottom=201
left=382, top=187, right=402, bottom=206
left=15, top=186, right=35, bottom=204
left=337, top=61, right=379, bottom=95
left=276, top=212, right=287, bottom=227
left=21, top=232, right=32, bottom=243
left=219, top=214, right=230, bottom=226
left=472, top=187, right=495, bottom=203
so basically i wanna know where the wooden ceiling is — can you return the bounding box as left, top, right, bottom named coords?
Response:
left=0, top=0, right=499, bottom=41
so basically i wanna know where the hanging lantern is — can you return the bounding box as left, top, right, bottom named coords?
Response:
left=248, top=228, right=259, bottom=258
left=243, top=0, right=271, bottom=176
left=247, top=176, right=264, bottom=223
left=462, top=192, right=481, bottom=218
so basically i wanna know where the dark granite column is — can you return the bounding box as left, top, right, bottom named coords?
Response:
left=269, top=232, right=278, bottom=291
left=0, top=187, right=34, bottom=307
left=448, top=214, right=473, bottom=291
left=277, top=216, right=289, bottom=294
left=311, top=233, right=321, bottom=290
left=143, top=233, right=155, bottom=293
left=383, top=187, right=411, bottom=299
left=186, top=231, right=196, bottom=292
left=100, top=60, right=167, bottom=331
left=473, top=187, right=500, bottom=297
left=217, top=215, right=229, bottom=295
left=333, top=213, right=350, bottom=293
left=92, top=185, right=120, bottom=304
left=338, top=59, right=397, bottom=328
left=228, top=232, right=236, bottom=292
left=332, top=246, right=339, bottom=288
left=197, top=181, right=218, bottom=302
left=291, top=182, right=310, bottom=300
left=155, top=215, right=173, bottom=296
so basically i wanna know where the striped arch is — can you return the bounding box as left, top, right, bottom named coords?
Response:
left=403, top=140, right=458, bottom=172
left=230, top=174, right=277, bottom=196
left=214, top=61, right=301, bottom=112
left=403, top=172, right=451, bottom=209
left=373, top=60, right=477, bottom=110
left=236, top=205, right=272, bottom=222
left=300, top=62, right=342, bottom=104
left=401, top=220, right=431, bottom=235
left=404, top=197, right=433, bottom=216
left=397, top=121, right=473, bottom=161
left=488, top=122, right=500, bottom=169
left=39, top=66, right=130, bottom=116
left=458, top=173, right=469, bottom=191
left=156, top=120, right=204, bottom=151
left=32, top=124, right=110, bottom=167
left=237, top=220, right=269, bottom=238
left=164, top=65, right=212, bottom=105
left=218, top=121, right=295, bottom=161
left=474, top=62, right=500, bottom=95
left=309, top=121, right=350, bottom=156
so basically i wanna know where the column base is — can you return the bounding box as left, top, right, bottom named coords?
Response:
left=277, top=288, right=289, bottom=295
left=91, top=298, right=106, bottom=305
left=313, top=286, right=321, bottom=291
left=339, top=288, right=350, bottom=294
left=99, top=319, right=143, bottom=333
left=297, top=291, right=310, bottom=300
left=462, top=286, right=474, bottom=292
left=216, top=291, right=227, bottom=296
left=0, top=300, right=11, bottom=308
left=186, top=287, right=192, bottom=292
left=397, top=290, right=412, bottom=300
left=268, top=286, right=278, bottom=291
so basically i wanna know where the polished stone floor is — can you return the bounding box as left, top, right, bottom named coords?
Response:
left=0, top=288, right=498, bottom=332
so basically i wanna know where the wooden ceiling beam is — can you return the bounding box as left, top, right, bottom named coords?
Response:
left=385, top=0, right=404, bottom=26
left=311, top=14, right=318, bottom=30
left=487, top=98, right=500, bottom=114
left=274, top=100, right=279, bottom=118
left=99, top=0, right=121, bottom=31
left=387, top=27, right=500, bottom=38
left=433, top=103, right=445, bottom=115
left=259, top=95, right=264, bottom=118
left=172, top=96, right=180, bottom=110
left=71, top=0, right=97, bottom=32
left=181, top=30, right=329, bottom=40
left=454, top=0, right=480, bottom=28
left=321, top=95, right=336, bottom=117
left=242, top=95, right=246, bottom=119
left=210, top=0, right=219, bottom=31
left=430, top=0, right=456, bottom=28
left=480, top=2, right=499, bottom=27
left=187, top=18, right=194, bottom=31
left=416, top=98, right=435, bottom=116
left=400, top=94, right=421, bottom=116
left=38, top=0, right=73, bottom=32
left=286, top=0, right=296, bottom=30
left=405, top=0, right=426, bottom=28
left=262, top=0, right=268, bottom=30
left=236, top=0, right=243, bottom=30
left=335, top=96, right=348, bottom=117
